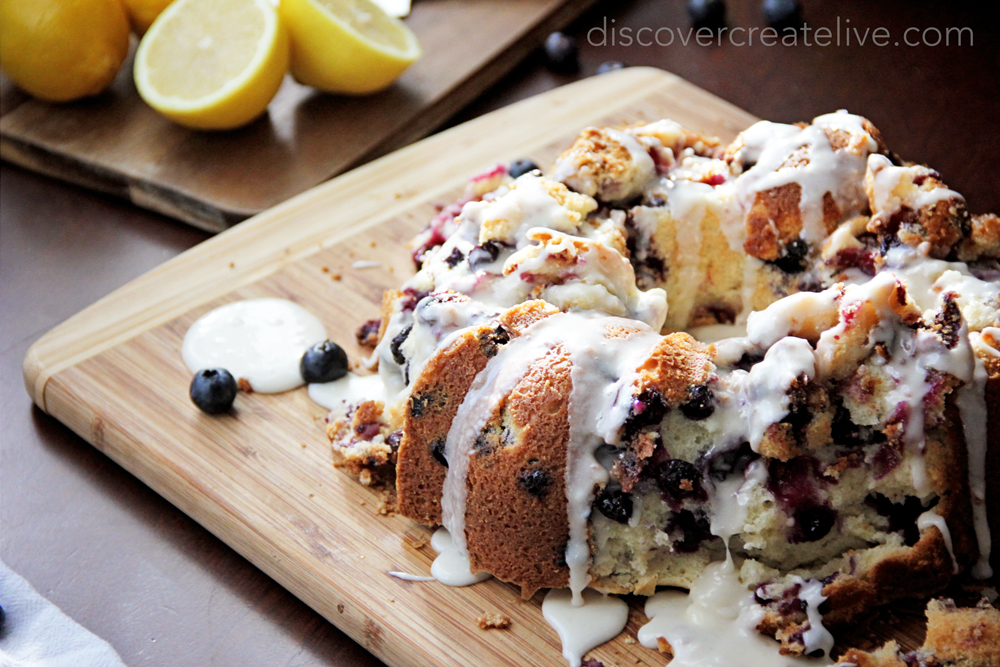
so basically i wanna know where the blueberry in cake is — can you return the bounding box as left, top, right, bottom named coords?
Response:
left=327, top=111, right=1000, bottom=658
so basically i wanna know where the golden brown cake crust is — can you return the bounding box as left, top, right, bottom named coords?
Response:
left=838, top=599, right=1000, bottom=667
left=465, top=347, right=574, bottom=598
left=636, top=333, right=713, bottom=406
left=743, top=183, right=806, bottom=261
left=396, top=301, right=559, bottom=525
left=395, top=327, right=491, bottom=525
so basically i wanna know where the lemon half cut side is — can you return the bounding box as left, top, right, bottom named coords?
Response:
left=281, top=0, right=421, bottom=95
left=134, top=0, right=289, bottom=130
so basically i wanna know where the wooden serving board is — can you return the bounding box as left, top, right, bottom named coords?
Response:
left=23, top=68, right=928, bottom=666
left=0, top=0, right=594, bottom=233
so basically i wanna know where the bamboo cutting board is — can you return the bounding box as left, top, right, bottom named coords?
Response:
left=0, top=0, right=594, bottom=232
left=22, top=68, right=929, bottom=666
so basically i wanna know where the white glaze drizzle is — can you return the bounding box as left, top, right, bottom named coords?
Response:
left=308, top=373, right=386, bottom=413
left=744, top=337, right=816, bottom=452
left=955, top=345, right=993, bottom=579
left=182, top=298, right=327, bottom=393
left=441, top=312, right=660, bottom=605
left=542, top=588, right=629, bottom=667
left=796, top=577, right=836, bottom=657
left=917, top=511, right=958, bottom=575
left=428, top=527, right=491, bottom=587
left=734, top=111, right=875, bottom=245
left=387, top=571, right=436, bottom=582
left=637, top=561, right=834, bottom=666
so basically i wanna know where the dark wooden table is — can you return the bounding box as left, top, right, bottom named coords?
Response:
left=2, top=1, right=997, bottom=665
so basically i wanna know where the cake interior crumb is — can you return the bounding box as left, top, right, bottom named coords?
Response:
left=476, top=612, right=512, bottom=630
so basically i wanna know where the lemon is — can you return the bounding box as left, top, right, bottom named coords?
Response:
left=280, top=0, right=421, bottom=95
left=0, top=0, right=130, bottom=102
left=134, top=0, right=288, bottom=130
left=122, top=0, right=176, bottom=35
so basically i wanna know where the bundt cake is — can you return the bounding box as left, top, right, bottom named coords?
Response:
left=327, top=111, right=1000, bottom=658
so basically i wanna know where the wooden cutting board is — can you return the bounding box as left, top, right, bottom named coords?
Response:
left=22, top=68, right=932, bottom=667
left=0, top=0, right=594, bottom=233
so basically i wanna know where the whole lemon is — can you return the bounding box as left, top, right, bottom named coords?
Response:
left=0, top=0, right=131, bottom=102
left=121, top=0, right=175, bottom=35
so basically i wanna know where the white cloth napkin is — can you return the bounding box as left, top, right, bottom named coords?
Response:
left=0, top=560, right=126, bottom=667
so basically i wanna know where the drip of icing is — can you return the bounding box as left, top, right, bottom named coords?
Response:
left=428, top=528, right=491, bottom=587
left=744, top=337, right=817, bottom=451
left=746, top=289, right=840, bottom=349
left=564, top=322, right=660, bottom=603
left=541, top=588, right=629, bottom=667
left=710, top=459, right=768, bottom=541
left=308, top=373, right=386, bottom=412
left=956, top=343, right=993, bottom=579
left=440, top=320, right=569, bottom=553
left=739, top=254, right=764, bottom=323
left=795, top=578, right=836, bottom=657
left=637, top=561, right=834, bottom=667
left=917, top=511, right=959, bottom=575
left=867, top=154, right=965, bottom=220
left=182, top=298, right=327, bottom=393
left=441, top=312, right=661, bottom=605
left=687, top=323, right=748, bottom=345
left=387, top=572, right=436, bottom=582
left=735, top=112, right=874, bottom=245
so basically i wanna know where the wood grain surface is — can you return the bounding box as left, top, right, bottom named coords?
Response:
left=22, top=68, right=769, bottom=667
left=0, top=0, right=595, bottom=232
left=5, top=3, right=999, bottom=665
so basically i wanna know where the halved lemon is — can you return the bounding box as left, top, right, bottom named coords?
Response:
left=280, top=0, right=421, bottom=95
left=134, top=0, right=289, bottom=130
left=122, top=0, right=177, bottom=35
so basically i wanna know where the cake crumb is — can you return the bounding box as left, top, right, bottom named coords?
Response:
left=359, top=500, right=367, bottom=506
left=403, top=535, right=428, bottom=550
left=623, top=637, right=636, bottom=645
left=377, top=488, right=397, bottom=515
left=476, top=612, right=511, bottom=630
left=388, top=597, right=395, bottom=604
left=228, top=261, right=235, bottom=268
left=371, top=241, right=377, bottom=248
left=331, top=273, right=342, bottom=281
left=237, top=378, right=253, bottom=392
left=322, top=267, right=329, bottom=273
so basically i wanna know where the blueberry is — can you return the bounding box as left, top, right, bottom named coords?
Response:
left=792, top=505, right=836, bottom=543
left=655, top=459, right=703, bottom=500
left=300, top=340, right=349, bottom=384
left=390, top=324, right=412, bottom=365
left=543, top=32, right=578, bottom=73
left=762, top=0, right=802, bottom=31
left=595, top=487, right=633, bottom=524
left=468, top=240, right=503, bottom=270
left=596, top=60, right=625, bottom=75
left=687, top=0, right=726, bottom=30
left=769, top=238, right=809, bottom=273
left=409, top=391, right=434, bottom=418
left=431, top=438, right=448, bottom=467
left=518, top=468, right=550, bottom=498
left=444, top=247, right=465, bottom=267
left=508, top=158, right=540, bottom=179
left=190, top=368, right=237, bottom=414
left=706, top=442, right=758, bottom=481
left=621, top=388, right=669, bottom=442
left=679, top=384, right=715, bottom=421
left=666, top=509, right=712, bottom=552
